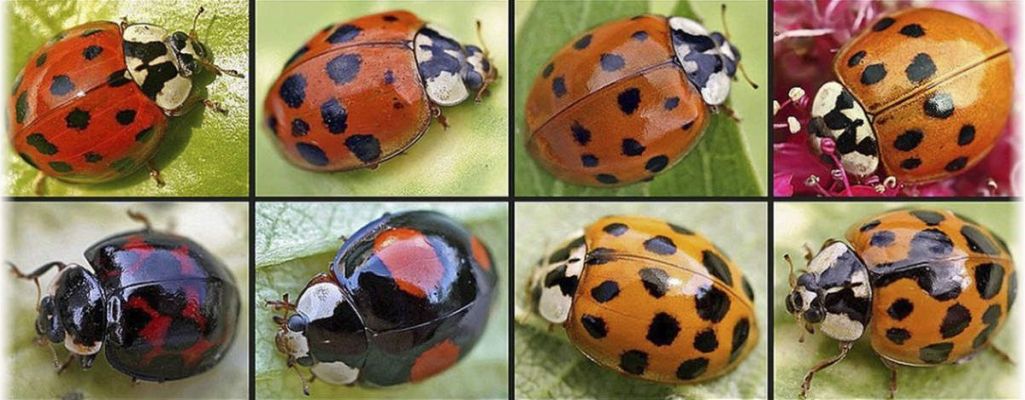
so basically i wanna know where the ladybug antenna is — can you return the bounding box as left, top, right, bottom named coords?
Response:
left=719, top=4, right=758, bottom=90
left=473, top=20, right=498, bottom=103
left=784, top=254, right=797, bottom=288
left=126, top=210, right=153, bottom=232
left=9, top=261, right=67, bottom=308
left=191, top=7, right=205, bottom=38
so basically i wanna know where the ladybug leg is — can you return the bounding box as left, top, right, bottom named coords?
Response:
left=198, top=58, right=244, bottom=78
left=55, top=353, right=75, bottom=374
left=799, top=341, right=853, bottom=399
left=430, top=104, right=450, bottom=130
left=126, top=210, right=154, bottom=232
left=79, top=354, right=96, bottom=369
left=988, top=343, right=1016, bottom=365
left=713, top=104, right=741, bottom=122
left=879, top=356, right=899, bottom=399
left=32, top=172, right=46, bottom=196
left=285, top=357, right=312, bottom=396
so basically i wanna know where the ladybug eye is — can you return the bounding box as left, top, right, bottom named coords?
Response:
left=785, top=292, right=802, bottom=314
left=286, top=314, right=308, bottom=332
left=804, top=307, right=825, bottom=323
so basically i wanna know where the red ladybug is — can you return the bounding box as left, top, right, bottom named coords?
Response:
left=9, top=211, right=240, bottom=382
left=263, top=10, right=497, bottom=171
left=7, top=8, right=241, bottom=194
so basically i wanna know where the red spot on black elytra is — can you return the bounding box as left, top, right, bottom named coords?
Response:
left=127, top=296, right=173, bottom=365
left=470, top=236, right=492, bottom=272
left=373, top=228, right=445, bottom=299
left=410, top=339, right=461, bottom=382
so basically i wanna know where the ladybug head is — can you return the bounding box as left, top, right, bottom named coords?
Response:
left=414, top=24, right=498, bottom=108
left=168, top=30, right=208, bottom=77
left=38, top=265, right=106, bottom=359
left=785, top=241, right=872, bottom=343
left=526, top=231, right=587, bottom=325
left=668, top=17, right=740, bottom=106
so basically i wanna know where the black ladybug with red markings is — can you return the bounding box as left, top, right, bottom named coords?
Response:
left=10, top=211, right=240, bottom=382
left=268, top=210, right=498, bottom=394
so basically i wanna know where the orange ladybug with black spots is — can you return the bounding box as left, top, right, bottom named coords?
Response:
left=267, top=211, right=497, bottom=393
left=808, top=8, right=1012, bottom=184
left=528, top=215, right=758, bottom=384
left=785, top=208, right=1016, bottom=398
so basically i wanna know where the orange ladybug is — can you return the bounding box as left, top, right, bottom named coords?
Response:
left=808, top=8, right=1013, bottom=184
left=527, top=216, right=757, bottom=383
left=785, top=208, right=1016, bottom=398
left=263, top=11, right=496, bottom=171
left=524, top=13, right=754, bottom=187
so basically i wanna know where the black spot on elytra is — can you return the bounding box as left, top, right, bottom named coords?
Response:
left=65, top=108, right=90, bottom=130
left=581, top=314, right=607, bottom=339
left=617, top=88, right=641, bottom=115
left=15, top=92, right=28, bottom=124
left=894, top=129, right=923, bottom=151
left=107, top=69, right=131, bottom=87
left=702, top=250, right=733, bottom=285
left=646, top=313, right=680, bottom=346
left=730, top=318, right=750, bottom=362
left=924, top=92, right=954, bottom=119
left=676, top=358, right=708, bottom=380
left=382, top=14, right=399, bottom=22
left=581, top=154, right=598, bottom=167
left=621, top=138, right=645, bottom=156
left=279, top=74, right=307, bottom=108
left=596, top=174, right=618, bottom=184
left=284, top=45, right=309, bottom=68
left=644, top=235, right=676, bottom=255
left=111, top=157, right=134, bottom=172
left=84, top=152, right=102, bottom=163
left=590, top=280, right=620, bottom=303
left=961, top=225, right=1000, bottom=255
left=320, top=98, right=348, bottom=134
left=914, top=228, right=954, bottom=255
left=18, top=153, right=36, bottom=168
left=920, top=342, right=953, bottom=364
left=847, top=50, right=866, bottom=67
left=50, top=75, right=75, bottom=96
left=645, top=155, right=669, bottom=173
left=905, top=53, right=936, bottom=83
left=585, top=247, right=614, bottom=265
left=696, top=285, right=731, bottom=322
left=873, top=17, right=895, bottom=31
left=36, top=53, right=47, bottom=66
left=82, top=29, right=103, bottom=37
left=742, top=277, right=755, bottom=302
left=542, top=63, right=554, bottom=78
left=1009, top=271, right=1018, bottom=311
left=573, top=34, right=592, bottom=50
left=295, top=142, right=328, bottom=166
left=861, top=63, right=887, bottom=85
left=860, top=220, right=881, bottom=232
left=619, top=350, right=648, bottom=375
left=911, top=210, right=945, bottom=226
left=682, top=119, right=695, bottom=131
left=26, top=133, right=57, bottom=155
left=602, top=223, right=628, bottom=236
left=48, top=161, right=72, bottom=173
left=571, top=121, right=590, bottom=145
left=552, top=76, right=567, bottom=97
left=291, top=118, right=310, bottom=137
left=83, top=45, right=103, bottom=60
left=901, top=158, right=922, bottom=170
left=632, top=31, right=648, bottom=41
left=888, top=298, right=914, bottom=321
left=886, top=328, right=911, bottom=344
left=694, top=329, right=718, bottom=353
left=600, top=53, right=625, bottom=72
left=134, top=126, right=154, bottom=142
left=975, top=263, right=1005, bottom=300
left=326, top=54, right=362, bottom=85
left=945, top=157, right=968, bottom=172
left=639, top=267, right=668, bottom=298
left=870, top=230, right=896, bottom=247
left=116, top=109, right=136, bottom=126
left=345, top=135, right=381, bottom=163
left=326, top=24, right=361, bottom=44
left=664, top=97, right=679, bottom=110
left=383, top=70, right=394, bottom=84
left=669, top=223, right=693, bottom=235
left=940, top=303, right=971, bottom=338
left=958, top=125, right=975, bottom=146
left=900, top=24, right=925, bottom=37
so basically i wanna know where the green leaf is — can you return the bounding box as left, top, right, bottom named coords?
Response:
left=5, top=0, right=249, bottom=196
left=7, top=203, right=250, bottom=399
left=514, top=203, right=768, bottom=398
left=773, top=203, right=1019, bottom=399
left=254, top=2, right=509, bottom=196
left=514, top=0, right=767, bottom=196
left=255, top=203, right=509, bottom=398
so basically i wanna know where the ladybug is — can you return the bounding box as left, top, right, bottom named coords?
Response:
left=7, top=8, right=242, bottom=193
left=524, top=11, right=756, bottom=187
left=9, top=211, right=241, bottom=382
left=784, top=208, right=1016, bottom=398
left=263, top=10, right=498, bottom=171
left=266, top=210, right=498, bottom=394
left=808, top=8, right=1012, bottom=184
left=526, top=215, right=758, bottom=383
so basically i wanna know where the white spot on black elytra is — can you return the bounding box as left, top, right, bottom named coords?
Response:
left=65, top=108, right=90, bottom=130
left=26, top=133, right=57, bottom=155
left=958, top=125, right=975, bottom=146
left=905, top=53, right=936, bottom=83
left=552, top=76, right=567, bottom=97
left=581, top=154, right=598, bottom=167
left=600, top=53, right=625, bottom=72
left=730, top=318, right=750, bottom=362
left=617, top=88, right=641, bottom=115
left=939, top=303, right=971, bottom=338
left=571, top=121, right=590, bottom=145
left=320, top=98, right=348, bottom=134
left=910, top=210, right=945, bottom=226
left=279, top=74, right=307, bottom=108
left=646, top=313, right=680, bottom=346
left=326, top=54, right=362, bottom=85
left=581, top=314, right=607, bottom=338
left=345, top=134, right=381, bottom=163
left=596, top=174, right=618, bottom=184
left=676, top=358, right=708, bottom=380
left=920, top=342, right=953, bottom=363
left=886, top=327, right=911, bottom=344
left=621, top=138, right=645, bottom=156
left=50, top=75, right=75, bottom=96
left=291, top=118, right=310, bottom=136
left=327, top=24, right=361, bottom=44
left=116, top=109, right=136, bottom=126
left=602, top=223, right=628, bottom=236
left=296, top=142, right=328, bottom=166
left=899, top=24, right=925, bottom=38
left=645, top=155, right=668, bottom=173
left=639, top=267, right=669, bottom=298
left=870, top=230, right=896, bottom=247
left=945, top=157, right=967, bottom=172
left=693, top=329, right=718, bottom=353
left=924, top=92, right=954, bottom=119
left=975, top=262, right=1005, bottom=300
left=901, top=157, right=921, bottom=170
left=82, top=45, right=103, bottom=60
left=894, top=129, right=923, bottom=151
left=643, top=235, right=676, bottom=255
left=664, top=97, right=680, bottom=110
left=590, top=280, right=620, bottom=303
left=573, top=34, right=592, bottom=50
left=860, top=63, right=887, bottom=85
left=696, top=285, right=731, bottom=322
left=702, top=250, right=733, bottom=285
left=847, top=50, right=866, bottom=67
left=872, top=17, right=895, bottom=31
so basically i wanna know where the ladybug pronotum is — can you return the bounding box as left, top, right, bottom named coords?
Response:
left=785, top=208, right=1016, bottom=398
left=527, top=215, right=758, bottom=384
left=808, top=8, right=1013, bottom=184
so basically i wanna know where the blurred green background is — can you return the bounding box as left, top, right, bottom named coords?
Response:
left=514, top=202, right=767, bottom=398
left=774, top=203, right=1020, bottom=399
left=5, top=0, right=249, bottom=196
left=5, top=202, right=250, bottom=399
left=514, top=0, right=767, bottom=196
left=254, top=202, right=508, bottom=399
left=255, top=1, right=509, bottom=196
